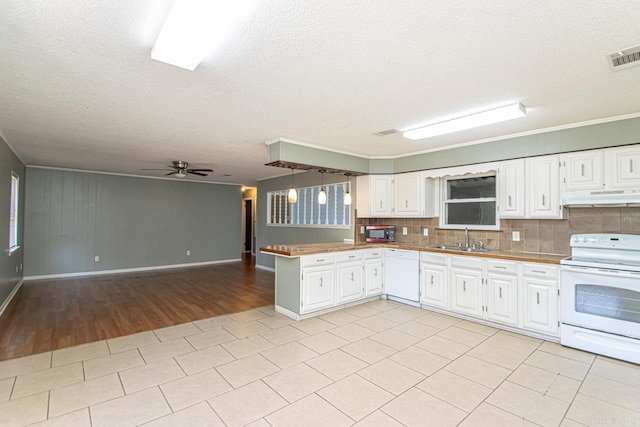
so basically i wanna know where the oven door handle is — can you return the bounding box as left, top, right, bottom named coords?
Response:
left=561, top=265, right=640, bottom=280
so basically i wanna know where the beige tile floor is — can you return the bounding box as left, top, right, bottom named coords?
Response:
left=1, top=300, right=639, bottom=427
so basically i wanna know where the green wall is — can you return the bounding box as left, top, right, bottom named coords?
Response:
left=0, top=136, right=25, bottom=308
left=24, top=168, right=242, bottom=276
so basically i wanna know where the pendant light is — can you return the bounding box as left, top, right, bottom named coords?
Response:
left=343, top=173, right=352, bottom=205
left=287, top=168, right=297, bottom=203
left=318, top=170, right=327, bottom=205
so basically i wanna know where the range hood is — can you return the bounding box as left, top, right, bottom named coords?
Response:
left=562, top=188, right=640, bottom=207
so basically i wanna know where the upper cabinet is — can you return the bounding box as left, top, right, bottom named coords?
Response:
left=394, top=172, right=422, bottom=216
left=561, top=150, right=604, bottom=191
left=526, top=155, right=562, bottom=219
left=357, top=175, right=394, bottom=217
left=498, top=159, right=525, bottom=218
left=605, top=145, right=640, bottom=188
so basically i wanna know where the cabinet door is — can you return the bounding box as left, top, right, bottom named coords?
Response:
left=371, top=175, right=393, bottom=216
left=486, top=273, right=518, bottom=326
left=521, top=278, right=558, bottom=335
left=450, top=268, right=483, bottom=318
left=301, top=266, right=334, bottom=313
left=605, top=146, right=640, bottom=188
left=498, top=159, right=525, bottom=218
left=365, top=259, right=383, bottom=296
left=526, top=155, right=562, bottom=218
left=395, top=172, right=422, bottom=216
left=562, top=150, right=604, bottom=191
left=420, top=264, right=448, bottom=309
left=336, top=262, right=363, bottom=304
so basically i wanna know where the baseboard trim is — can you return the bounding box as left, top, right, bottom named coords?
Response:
left=255, top=264, right=275, bottom=272
left=0, top=278, right=24, bottom=317
left=23, top=259, right=242, bottom=281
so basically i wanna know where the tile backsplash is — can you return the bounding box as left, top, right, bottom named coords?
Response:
left=357, top=207, right=640, bottom=255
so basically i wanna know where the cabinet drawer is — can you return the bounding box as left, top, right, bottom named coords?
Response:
left=421, top=252, right=448, bottom=266
left=522, top=263, right=558, bottom=279
left=364, top=248, right=383, bottom=259
left=336, top=250, right=363, bottom=263
left=301, top=254, right=335, bottom=267
left=451, top=255, right=483, bottom=270
left=486, top=259, right=517, bottom=275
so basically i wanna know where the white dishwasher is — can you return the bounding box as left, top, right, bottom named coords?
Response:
left=384, top=248, right=420, bottom=306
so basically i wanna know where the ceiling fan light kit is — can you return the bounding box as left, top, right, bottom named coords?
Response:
left=403, top=102, right=527, bottom=140
left=141, top=160, right=213, bottom=178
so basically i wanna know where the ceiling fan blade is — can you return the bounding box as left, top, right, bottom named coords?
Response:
left=187, top=168, right=214, bottom=172
left=165, top=171, right=176, bottom=176
left=140, top=168, right=172, bottom=171
left=188, top=171, right=208, bottom=176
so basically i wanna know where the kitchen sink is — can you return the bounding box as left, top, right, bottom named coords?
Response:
left=429, top=245, right=489, bottom=253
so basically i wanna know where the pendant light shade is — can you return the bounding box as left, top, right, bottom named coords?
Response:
left=287, top=168, right=297, bottom=203
left=318, top=170, right=327, bottom=205
left=344, top=174, right=352, bottom=205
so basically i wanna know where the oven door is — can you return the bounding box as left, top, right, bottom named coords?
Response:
left=561, top=265, right=640, bottom=339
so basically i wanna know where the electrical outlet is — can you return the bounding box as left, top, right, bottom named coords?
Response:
left=186, top=250, right=191, bottom=256
left=512, top=231, right=520, bottom=242
left=423, top=228, right=429, bottom=236
left=94, top=255, right=100, bottom=262
left=402, top=227, right=408, bottom=235
left=360, top=226, right=365, bottom=234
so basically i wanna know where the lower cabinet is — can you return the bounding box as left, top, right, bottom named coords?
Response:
left=301, top=265, right=334, bottom=314
left=336, top=261, right=364, bottom=304
left=365, top=258, right=383, bottom=296
left=485, top=260, right=519, bottom=326
left=521, top=263, right=559, bottom=335
left=450, top=256, right=483, bottom=318
left=420, top=252, right=448, bottom=309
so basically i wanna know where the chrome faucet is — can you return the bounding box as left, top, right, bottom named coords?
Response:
left=464, top=227, right=469, bottom=248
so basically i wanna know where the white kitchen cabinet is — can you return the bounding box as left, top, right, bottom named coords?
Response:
left=364, top=249, right=383, bottom=296
left=562, top=150, right=604, bottom=191
left=301, top=265, right=334, bottom=313
left=485, top=260, right=518, bottom=326
left=526, top=155, right=562, bottom=219
left=449, top=256, right=483, bottom=318
left=605, top=145, right=640, bottom=188
left=498, top=159, right=525, bottom=218
left=335, top=251, right=364, bottom=304
left=423, top=176, right=440, bottom=218
left=420, top=252, right=448, bottom=309
left=520, top=263, right=559, bottom=335
left=394, top=172, right=422, bottom=216
left=356, top=175, right=394, bottom=217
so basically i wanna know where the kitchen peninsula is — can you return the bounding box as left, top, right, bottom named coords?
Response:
left=261, top=242, right=566, bottom=341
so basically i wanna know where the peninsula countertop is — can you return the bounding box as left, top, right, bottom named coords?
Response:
left=260, top=242, right=567, bottom=265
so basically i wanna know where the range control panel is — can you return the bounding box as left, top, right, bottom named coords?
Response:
left=570, top=233, right=640, bottom=250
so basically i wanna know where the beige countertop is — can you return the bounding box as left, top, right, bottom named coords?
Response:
left=260, top=242, right=567, bottom=265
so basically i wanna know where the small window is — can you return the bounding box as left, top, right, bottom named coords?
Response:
left=9, top=172, right=19, bottom=251
left=440, top=173, right=499, bottom=230
left=267, top=182, right=351, bottom=228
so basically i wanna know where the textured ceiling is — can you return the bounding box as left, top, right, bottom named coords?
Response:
left=1, top=0, right=639, bottom=185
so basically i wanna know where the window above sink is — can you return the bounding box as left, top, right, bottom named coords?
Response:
left=440, top=172, right=500, bottom=231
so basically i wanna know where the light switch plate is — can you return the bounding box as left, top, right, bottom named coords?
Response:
left=402, top=227, right=408, bottom=235
left=186, top=250, right=191, bottom=256
left=360, top=226, right=365, bottom=234
left=94, top=255, right=100, bottom=262
left=512, top=231, right=520, bottom=241
left=423, top=228, right=429, bottom=236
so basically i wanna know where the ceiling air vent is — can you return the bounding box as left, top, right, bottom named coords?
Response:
left=374, top=129, right=400, bottom=137
left=608, top=45, right=640, bottom=71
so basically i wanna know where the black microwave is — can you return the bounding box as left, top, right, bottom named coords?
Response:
left=365, top=225, right=395, bottom=243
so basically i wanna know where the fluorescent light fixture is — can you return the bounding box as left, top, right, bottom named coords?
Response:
left=403, top=103, right=527, bottom=140
left=152, top=0, right=256, bottom=70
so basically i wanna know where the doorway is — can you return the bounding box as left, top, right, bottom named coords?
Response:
left=242, top=198, right=253, bottom=253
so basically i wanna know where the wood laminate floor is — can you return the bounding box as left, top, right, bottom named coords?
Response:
left=0, top=256, right=274, bottom=361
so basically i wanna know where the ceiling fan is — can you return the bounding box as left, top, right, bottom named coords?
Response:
left=141, top=160, right=213, bottom=178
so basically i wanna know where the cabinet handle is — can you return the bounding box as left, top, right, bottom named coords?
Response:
left=508, top=195, right=512, bottom=207
left=536, top=292, right=540, bottom=304
left=631, top=159, right=634, bottom=173
left=430, top=275, right=434, bottom=285
left=494, top=266, right=506, bottom=270
left=317, top=259, right=325, bottom=263
left=374, top=268, right=378, bottom=277
left=405, top=200, right=408, bottom=208
left=350, top=272, right=354, bottom=281
left=499, top=287, right=502, bottom=299
left=320, top=277, right=323, bottom=287
left=380, top=201, right=383, bottom=209
left=463, top=281, right=466, bottom=292
left=581, top=163, right=585, bottom=177
left=531, top=269, right=546, bottom=274
left=542, top=194, right=546, bottom=206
